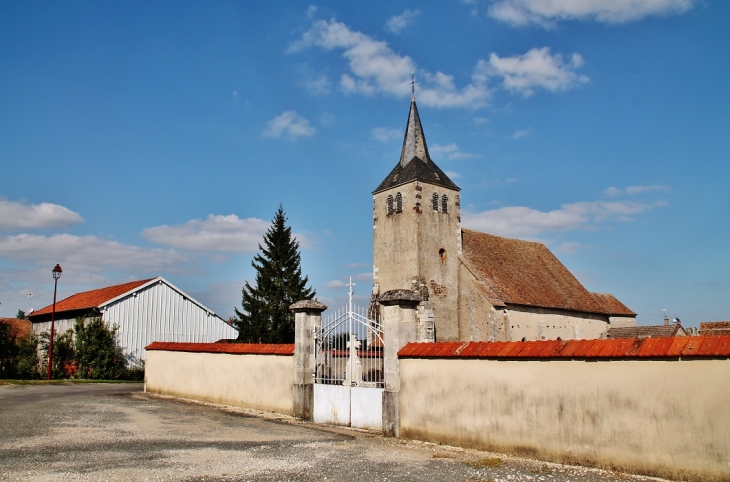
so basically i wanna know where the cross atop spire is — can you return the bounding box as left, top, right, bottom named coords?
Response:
left=410, top=72, right=417, bottom=98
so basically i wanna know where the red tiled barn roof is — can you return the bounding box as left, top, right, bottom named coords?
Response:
left=399, top=336, right=730, bottom=359
left=30, top=279, right=155, bottom=317
left=146, top=342, right=294, bottom=355
left=460, top=229, right=635, bottom=316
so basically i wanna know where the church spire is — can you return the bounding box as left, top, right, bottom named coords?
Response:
left=399, top=76, right=430, bottom=167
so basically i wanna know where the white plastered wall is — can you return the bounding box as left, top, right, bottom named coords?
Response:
left=145, top=350, right=293, bottom=415
left=398, top=357, right=730, bottom=480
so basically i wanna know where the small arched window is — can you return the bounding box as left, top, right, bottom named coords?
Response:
left=441, top=195, right=448, bottom=214
left=395, top=192, right=403, bottom=213
left=386, top=195, right=394, bottom=215
left=431, top=193, right=439, bottom=211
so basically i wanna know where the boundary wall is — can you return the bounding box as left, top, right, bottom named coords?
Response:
left=145, top=342, right=294, bottom=415
left=397, top=337, right=730, bottom=482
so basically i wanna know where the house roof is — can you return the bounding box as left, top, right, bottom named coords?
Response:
left=460, top=229, right=635, bottom=316
left=606, top=324, right=686, bottom=339
left=0, top=317, right=32, bottom=340
left=700, top=321, right=730, bottom=336
left=373, top=96, right=459, bottom=194
left=29, top=278, right=155, bottom=318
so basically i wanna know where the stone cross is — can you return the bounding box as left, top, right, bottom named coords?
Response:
left=344, top=334, right=363, bottom=387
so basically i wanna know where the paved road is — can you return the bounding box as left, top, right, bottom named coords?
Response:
left=0, top=383, right=668, bottom=481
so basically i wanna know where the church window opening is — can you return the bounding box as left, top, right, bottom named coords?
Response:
left=387, top=195, right=394, bottom=215
left=432, top=193, right=439, bottom=211
left=441, top=195, right=448, bottom=213
left=395, top=192, right=403, bottom=213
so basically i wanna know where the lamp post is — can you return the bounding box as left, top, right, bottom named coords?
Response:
left=47, top=264, right=62, bottom=380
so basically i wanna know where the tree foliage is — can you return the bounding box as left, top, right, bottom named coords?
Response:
left=75, top=316, right=126, bottom=379
left=234, top=205, right=315, bottom=343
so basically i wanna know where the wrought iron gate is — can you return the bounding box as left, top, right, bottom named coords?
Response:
left=313, top=279, right=384, bottom=430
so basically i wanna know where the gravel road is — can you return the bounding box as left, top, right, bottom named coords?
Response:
left=0, top=383, right=671, bottom=482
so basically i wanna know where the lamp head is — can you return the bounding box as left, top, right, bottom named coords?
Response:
left=52, top=264, right=62, bottom=280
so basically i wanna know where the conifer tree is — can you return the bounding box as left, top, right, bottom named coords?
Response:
left=234, top=205, right=315, bottom=343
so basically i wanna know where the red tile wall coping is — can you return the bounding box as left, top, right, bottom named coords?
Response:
left=398, top=336, right=730, bottom=360
left=146, top=342, right=294, bottom=355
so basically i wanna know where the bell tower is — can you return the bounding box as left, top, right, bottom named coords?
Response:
left=372, top=94, right=462, bottom=341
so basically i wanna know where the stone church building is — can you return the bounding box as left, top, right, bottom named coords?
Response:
left=371, top=95, right=636, bottom=342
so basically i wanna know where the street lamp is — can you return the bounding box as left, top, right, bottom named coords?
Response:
left=47, top=264, right=62, bottom=380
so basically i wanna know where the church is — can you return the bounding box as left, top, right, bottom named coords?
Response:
left=371, top=94, right=636, bottom=343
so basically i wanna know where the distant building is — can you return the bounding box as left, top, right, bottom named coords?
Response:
left=606, top=324, right=686, bottom=339
left=699, top=321, right=730, bottom=336
left=372, top=95, right=636, bottom=342
left=28, top=277, right=237, bottom=361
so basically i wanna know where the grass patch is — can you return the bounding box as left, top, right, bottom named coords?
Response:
left=466, top=457, right=502, bottom=469
left=432, top=453, right=457, bottom=459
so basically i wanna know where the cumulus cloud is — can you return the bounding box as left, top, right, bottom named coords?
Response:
left=263, top=111, right=316, bottom=139
left=371, top=127, right=402, bottom=143
left=603, top=185, right=671, bottom=196
left=289, top=18, right=587, bottom=107
left=486, top=48, right=589, bottom=97
left=488, top=0, right=696, bottom=27
left=430, top=143, right=478, bottom=160
left=325, top=279, right=347, bottom=289
left=0, top=199, right=84, bottom=231
left=0, top=234, right=188, bottom=274
left=386, top=9, right=420, bottom=33
left=142, top=215, right=270, bottom=252
left=462, top=199, right=667, bottom=237
left=288, top=18, right=491, bottom=108
left=511, top=129, right=529, bottom=139
left=305, top=75, right=332, bottom=95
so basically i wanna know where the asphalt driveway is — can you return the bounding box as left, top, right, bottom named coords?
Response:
left=0, top=383, right=668, bottom=481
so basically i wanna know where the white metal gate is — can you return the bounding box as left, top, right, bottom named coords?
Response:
left=313, top=279, right=383, bottom=430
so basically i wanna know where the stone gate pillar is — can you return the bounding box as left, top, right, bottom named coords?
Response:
left=379, top=289, right=421, bottom=437
left=290, top=299, right=327, bottom=420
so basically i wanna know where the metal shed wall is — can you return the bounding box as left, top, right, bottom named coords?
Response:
left=102, top=280, right=237, bottom=361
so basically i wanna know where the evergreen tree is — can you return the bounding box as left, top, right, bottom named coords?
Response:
left=234, top=205, right=315, bottom=343
left=75, top=316, right=126, bottom=379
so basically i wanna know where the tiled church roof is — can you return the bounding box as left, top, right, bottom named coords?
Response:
left=30, top=279, right=154, bottom=317
left=460, top=229, right=635, bottom=316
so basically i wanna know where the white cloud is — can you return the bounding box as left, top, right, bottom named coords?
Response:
left=325, top=279, right=347, bottom=289
left=0, top=234, right=188, bottom=274
left=511, top=129, right=529, bottom=139
left=486, top=48, right=589, bottom=97
left=354, top=272, right=373, bottom=281
left=0, top=199, right=84, bottom=231
left=386, top=9, right=420, bottom=33
left=556, top=241, right=581, bottom=254
left=430, top=143, right=478, bottom=160
left=142, top=214, right=270, bottom=252
left=289, top=19, right=588, bottom=106
left=462, top=199, right=667, bottom=237
left=320, top=112, right=336, bottom=126
left=488, top=0, right=696, bottom=27
left=604, top=185, right=671, bottom=196
left=445, top=171, right=462, bottom=179
left=288, top=19, right=492, bottom=108
left=473, top=117, right=489, bottom=124
left=305, top=75, right=332, bottom=95
left=263, top=111, right=316, bottom=139
left=371, top=127, right=401, bottom=143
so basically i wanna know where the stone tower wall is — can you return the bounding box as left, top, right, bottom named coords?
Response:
left=373, top=181, right=462, bottom=341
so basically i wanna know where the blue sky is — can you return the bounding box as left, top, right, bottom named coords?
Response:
left=1, top=0, right=728, bottom=327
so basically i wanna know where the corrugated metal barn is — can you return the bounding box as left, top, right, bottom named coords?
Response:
left=29, top=277, right=238, bottom=361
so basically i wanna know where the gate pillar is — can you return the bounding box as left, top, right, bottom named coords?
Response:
left=379, top=289, right=421, bottom=437
left=290, top=299, right=327, bottom=420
